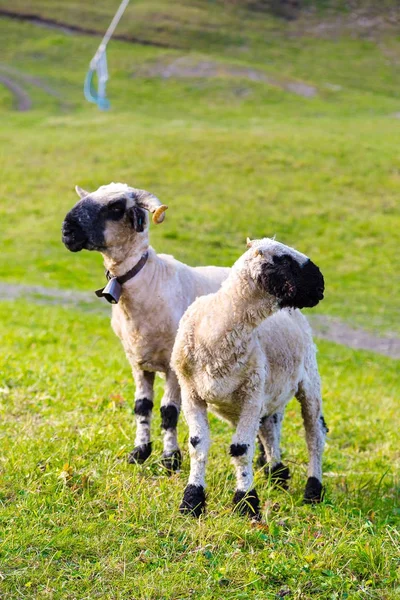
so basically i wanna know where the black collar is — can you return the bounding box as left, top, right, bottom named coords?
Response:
left=95, top=251, right=149, bottom=304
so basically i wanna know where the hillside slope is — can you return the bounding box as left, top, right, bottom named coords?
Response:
left=0, top=4, right=399, bottom=336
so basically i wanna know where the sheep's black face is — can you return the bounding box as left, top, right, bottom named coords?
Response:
left=62, top=197, right=146, bottom=252
left=259, top=254, right=324, bottom=309
left=62, top=198, right=106, bottom=252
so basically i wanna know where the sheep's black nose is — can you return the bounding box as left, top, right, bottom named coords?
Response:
left=295, top=259, right=325, bottom=308
left=62, top=217, right=87, bottom=252
left=262, top=255, right=325, bottom=309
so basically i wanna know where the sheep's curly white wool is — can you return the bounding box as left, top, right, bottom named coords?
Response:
left=172, top=237, right=327, bottom=518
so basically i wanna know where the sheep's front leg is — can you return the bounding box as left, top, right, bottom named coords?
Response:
left=160, top=370, right=182, bottom=472
left=230, top=393, right=263, bottom=519
left=179, top=391, right=209, bottom=517
left=296, top=379, right=327, bottom=503
left=258, top=411, right=290, bottom=488
left=128, top=369, right=155, bottom=464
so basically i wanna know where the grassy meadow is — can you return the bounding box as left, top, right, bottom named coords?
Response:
left=1, top=302, right=399, bottom=599
left=0, top=1, right=399, bottom=598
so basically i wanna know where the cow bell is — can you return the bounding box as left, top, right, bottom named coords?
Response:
left=95, top=277, right=122, bottom=304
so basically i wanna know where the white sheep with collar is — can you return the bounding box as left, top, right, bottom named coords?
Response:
left=62, top=183, right=230, bottom=470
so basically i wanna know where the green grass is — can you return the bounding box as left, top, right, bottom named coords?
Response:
left=0, top=301, right=399, bottom=599
left=0, top=12, right=399, bottom=333
left=0, top=3, right=399, bottom=598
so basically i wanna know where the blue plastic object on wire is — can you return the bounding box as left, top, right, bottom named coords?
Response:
left=84, top=48, right=110, bottom=110
left=84, top=0, right=130, bottom=110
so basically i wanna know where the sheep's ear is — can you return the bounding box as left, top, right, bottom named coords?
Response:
left=132, top=189, right=168, bottom=224
left=246, top=237, right=253, bottom=248
left=75, top=185, right=90, bottom=199
left=128, top=206, right=146, bottom=233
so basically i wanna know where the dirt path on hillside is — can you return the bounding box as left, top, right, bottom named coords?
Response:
left=307, top=315, right=400, bottom=359
left=1, top=282, right=398, bottom=359
left=138, top=56, right=317, bottom=97
left=0, top=65, right=72, bottom=111
left=0, top=74, right=32, bottom=110
left=1, top=10, right=318, bottom=97
left=0, top=9, right=175, bottom=49
left=0, top=283, right=102, bottom=310
left=0, top=65, right=70, bottom=108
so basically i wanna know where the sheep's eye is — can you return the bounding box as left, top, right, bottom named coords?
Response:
left=107, top=200, right=126, bottom=216
left=106, top=200, right=126, bottom=221
left=109, top=202, right=124, bottom=212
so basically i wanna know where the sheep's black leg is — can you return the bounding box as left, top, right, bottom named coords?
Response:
left=179, top=392, right=209, bottom=517
left=230, top=393, right=263, bottom=520
left=296, top=378, right=327, bottom=504
left=180, top=484, right=206, bottom=518
left=256, top=435, right=267, bottom=468
left=128, top=370, right=155, bottom=465
left=160, top=370, right=182, bottom=472
left=258, top=412, right=290, bottom=489
left=233, top=488, right=260, bottom=518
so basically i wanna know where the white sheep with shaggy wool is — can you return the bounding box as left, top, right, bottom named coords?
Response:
left=172, top=237, right=327, bottom=518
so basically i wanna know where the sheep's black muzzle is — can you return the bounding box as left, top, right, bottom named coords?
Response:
left=294, top=259, right=325, bottom=308
left=62, top=220, right=88, bottom=252
left=62, top=199, right=106, bottom=253
left=259, top=254, right=325, bottom=310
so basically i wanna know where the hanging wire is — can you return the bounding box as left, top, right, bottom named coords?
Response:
left=84, top=0, right=131, bottom=110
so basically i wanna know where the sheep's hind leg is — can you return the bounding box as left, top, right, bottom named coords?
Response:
left=160, top=370, right=182, bottom=472
left=296, top=378, right=327, bottom=504
left=258, top=412, right=290, bottom=489
left=256, top=435, right=267, bottom=468
left=180, top=393, right=209, bottom=517
left=128, top=370, right=155, bottom=465
left=230, top=395, right=263, bottom=519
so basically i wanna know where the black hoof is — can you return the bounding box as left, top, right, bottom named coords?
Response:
left=265, top=462, right=290, bottom=489
left=304, top=476, right=323, bottom=504
left=127, top=443, right=152, bottom=464
left=161, top=449, right=182, bottom=472
left=179, top=484, right=206, bottom=517
left=233, top=488, right=261, bottom=519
